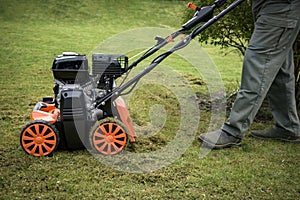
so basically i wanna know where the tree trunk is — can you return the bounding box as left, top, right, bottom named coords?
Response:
left=294, top=34, right=300, bottom=119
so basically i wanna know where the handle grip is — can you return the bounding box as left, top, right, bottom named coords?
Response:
left=187, top=2, right=200, bottom=11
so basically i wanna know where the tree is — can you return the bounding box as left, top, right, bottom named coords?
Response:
left=184, top=0, right=300, bottom=117
left=184, top=0, right=253, bottom=55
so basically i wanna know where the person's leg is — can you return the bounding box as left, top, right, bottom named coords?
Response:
left=267, top=50, right=300, bottom=135
left=250, top=49, right=300, bottom=140
left=222, top=16, right=299, bottom=138
left=199, top=1, right=300, bottom=148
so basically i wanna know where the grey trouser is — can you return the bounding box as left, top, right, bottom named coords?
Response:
left=222, top=0, right=300, bottom=138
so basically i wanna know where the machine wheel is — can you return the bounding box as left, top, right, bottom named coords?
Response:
left=90, top=118, right=128, bottom=155
left=20, top=120, right=59, bottom=157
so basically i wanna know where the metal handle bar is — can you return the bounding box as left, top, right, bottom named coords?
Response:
left=96, top=0, right=245, bottom=108
left=127, top=0, right=226, bottom=71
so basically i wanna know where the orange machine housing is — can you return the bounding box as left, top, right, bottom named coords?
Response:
left=114, top=97, right=136, bottom=143
left=31, top=103, right=59, bottom=124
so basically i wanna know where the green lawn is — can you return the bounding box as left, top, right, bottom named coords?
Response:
left=1, top=0, right=299, bottom=199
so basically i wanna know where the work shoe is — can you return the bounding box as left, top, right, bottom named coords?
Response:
left=250, top=128, right=300, bottom=142
left=198, top=130, right=242, bottom=149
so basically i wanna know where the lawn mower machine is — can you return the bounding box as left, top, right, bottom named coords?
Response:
left=20, top=0, right=245, bottom=157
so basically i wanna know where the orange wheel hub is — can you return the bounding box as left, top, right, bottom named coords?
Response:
left=20, top=120, right=59, bottom=157
left=91, top=120, right=128, bottom=155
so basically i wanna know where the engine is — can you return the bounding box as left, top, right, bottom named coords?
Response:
left=51, top=52, right=130, bottom=149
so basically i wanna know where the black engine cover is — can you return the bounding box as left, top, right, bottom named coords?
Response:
left=59, top=86, right=89, bottom=149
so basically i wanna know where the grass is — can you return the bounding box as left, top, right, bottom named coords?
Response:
left=1, top=0, right=300, bottom=199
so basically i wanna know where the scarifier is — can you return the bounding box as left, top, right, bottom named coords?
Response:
left=20, top=0, right=245, bottom=156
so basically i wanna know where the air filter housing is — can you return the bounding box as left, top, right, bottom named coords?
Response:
left=92, top=54, right=128, bottom=79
